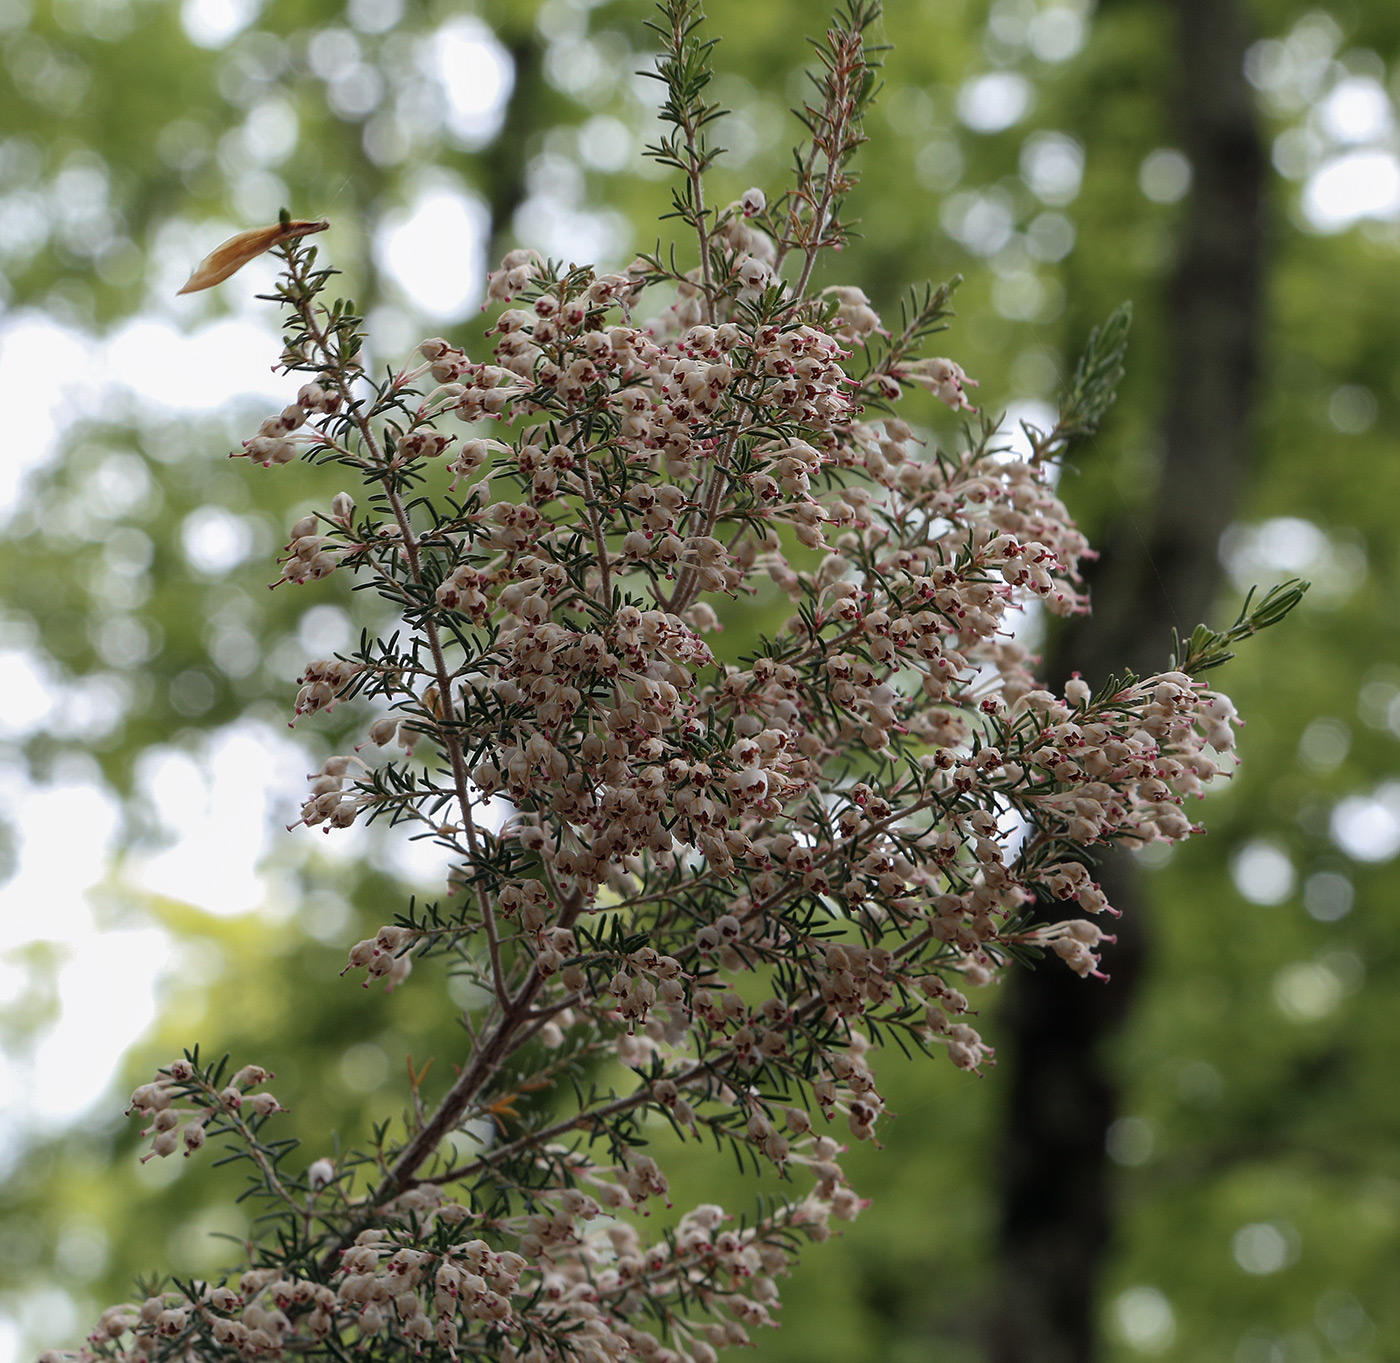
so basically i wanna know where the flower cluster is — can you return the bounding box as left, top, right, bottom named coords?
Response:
left=54, top=3, right=1303, bottom=1362
left=61, top=1186, right=865, bottom=1363
left=125, top=1058, right=284, bottom=1163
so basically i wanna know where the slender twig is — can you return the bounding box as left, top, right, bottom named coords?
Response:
left=283, top=251, right=511, bottom=1009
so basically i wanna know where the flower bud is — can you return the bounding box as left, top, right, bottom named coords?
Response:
left=144, top=1129, right=179, bottom=1160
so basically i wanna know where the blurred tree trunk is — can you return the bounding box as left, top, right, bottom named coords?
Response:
left=483, top=37, right=546, bottom=258
left=987, top=1, right=1266, bottom=1360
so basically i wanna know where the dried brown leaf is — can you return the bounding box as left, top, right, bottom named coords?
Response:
left=177, top=218, right=330, bottom=295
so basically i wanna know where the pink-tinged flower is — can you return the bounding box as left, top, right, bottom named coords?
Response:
left=898, top=356, right=980, bottom=411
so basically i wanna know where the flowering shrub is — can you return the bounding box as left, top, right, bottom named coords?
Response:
left=49, top=3, right=1303, bottom=1362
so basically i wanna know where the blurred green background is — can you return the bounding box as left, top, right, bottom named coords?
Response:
left=1, top=0, right=1398, bottom=1360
